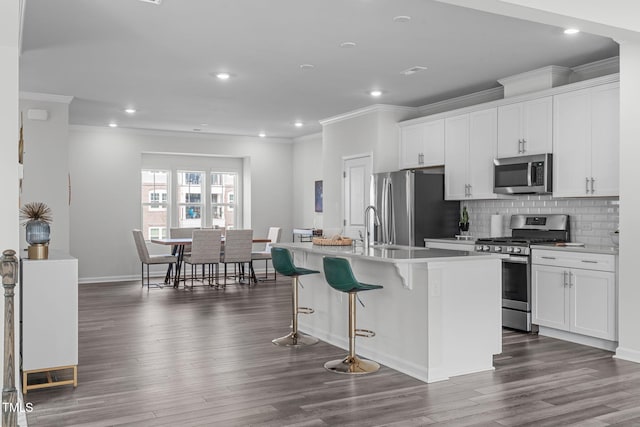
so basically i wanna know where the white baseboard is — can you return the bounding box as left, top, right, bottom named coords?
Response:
left=538, top=326, right=617, bottom=351
left=614, top=346, right=640, bottom=364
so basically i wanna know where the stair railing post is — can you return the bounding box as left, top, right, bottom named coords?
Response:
left=1, top=249, right=18, bottom=427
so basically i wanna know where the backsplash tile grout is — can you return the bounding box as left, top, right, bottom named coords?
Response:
left=461, top=195, right=619, bottom=247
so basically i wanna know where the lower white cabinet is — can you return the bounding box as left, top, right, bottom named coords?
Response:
left=532, top=249, right=616, bottom=342
left=21, top=251, right=78, bottom=393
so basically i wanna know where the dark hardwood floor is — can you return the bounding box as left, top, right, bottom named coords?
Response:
left=24, top=276, right=640, bottom=426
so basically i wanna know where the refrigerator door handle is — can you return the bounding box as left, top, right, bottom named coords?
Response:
left=381, top=177, right=390, bottom=244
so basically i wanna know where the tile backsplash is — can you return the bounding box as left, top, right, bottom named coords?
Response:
left=462, top=195, right=619, bottom=246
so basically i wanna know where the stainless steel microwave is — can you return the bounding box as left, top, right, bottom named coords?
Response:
left=493, top=153, right=552, bottom=194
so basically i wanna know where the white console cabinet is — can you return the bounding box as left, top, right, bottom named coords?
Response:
left=21, top=251, right=78, bottom=393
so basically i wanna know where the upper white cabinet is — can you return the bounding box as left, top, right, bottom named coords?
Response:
left=399, top=119, right=445, bottom=169
left=444, top=108, right=497, bottom=200
left=497, top=96, right=552, bottom=158
left=553, top=82, right=620, bottom=197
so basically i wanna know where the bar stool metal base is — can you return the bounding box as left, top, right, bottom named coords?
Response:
left=324, top=355, right=380, bottom=374
left=272, top=331, right=318, bottom=347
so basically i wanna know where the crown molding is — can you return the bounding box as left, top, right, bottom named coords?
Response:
left=417, top=86, right=504, bottom=116
left=293, top=132, right=322, bottom=143
left=20, top=91, right=74, bottom=104
left=68, top=124, right=294, bottom=143
left=319, top=104, right=418, bottom=126
left=571, top=56, right=619, bottom=79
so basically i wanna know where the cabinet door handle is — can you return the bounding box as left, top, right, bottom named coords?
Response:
left=563, top=270, right=568, bottom=286
left=467, top=184, right=471, bottom=197
left=541, top=256, right=556, bottom=260
left=522, top=138, right=526, bottom=153
left=586, top=177, right=590, bottom=194
left=518, top=139, right=523, bottom=153
left=569, top=271, right=574, bottom=287
left=581, top=260, right=598, bottom=264
left=591, top=177, right=595, bottom=194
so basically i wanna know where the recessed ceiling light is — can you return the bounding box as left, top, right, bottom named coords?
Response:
left=294, top=121, right=304, bottom=128
left=564, top=28, right=580, bottom=35
left=216, top=72, right=231, bottom=80
left=340, top=41, right=357, bottom=48
left=138, top=0, right=161, bottom=4
left=124, top=108, right=136, bottom=114
left=369, top=90, right=383, bottom=97
left=393, top=15, right=411, bottom=23
left=200, top=123, right=208, bottom=127
left=300, top=64, right=315, bottom=70
left=108, top=123, right=118, bottom=128
left=259, top=132, right=266, bottom=138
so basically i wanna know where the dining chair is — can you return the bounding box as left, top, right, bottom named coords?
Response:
left=251, top=226, right=281, bottom=281
left=221, top=229, right=255, bottom=285
left=132, top=229, right=178, bottom=289
left=182, top=229, right=222, bottom=288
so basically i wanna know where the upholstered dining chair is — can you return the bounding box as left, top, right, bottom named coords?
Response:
left=221, top=229, right=255, bottom=285
left=182, top=229, right=222, bottom=288
left=251, top=226, right=281, bottom=281
left=132, top=229, right=178, bottom=289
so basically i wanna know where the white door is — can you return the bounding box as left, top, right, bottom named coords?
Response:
left=522, top=96, right=553, bottom=155
left=590, top=83, right=620, bottom=197
left=532, top=264, right=568, bottom=330
left=444, top=114, right=469, bottom=200
left=497, top=102, right=522, bottom=158
left=343, top=155, right=372, bottom=239
left=570, top=268, right=617, bottom=340
left=553, top=88, right=591, bottom=197
left=399, top=125, right=424, bottom=169
left=468, top=108, right=497, bottom=200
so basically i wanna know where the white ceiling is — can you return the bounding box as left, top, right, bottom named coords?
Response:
left=19, top=0, right=618, bottom=139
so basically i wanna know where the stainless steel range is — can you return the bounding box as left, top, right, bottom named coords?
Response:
left=475, top=214, right=570, bottom=332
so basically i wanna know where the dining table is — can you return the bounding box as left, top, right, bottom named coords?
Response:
left=151, top=236, right=271, bottom=287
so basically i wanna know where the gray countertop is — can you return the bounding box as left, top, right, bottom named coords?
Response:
left=275, top=242, right=504, bottom=263
left=531, top=243, right=618, bottom=255
left=424, top=237, right=476, bottom=245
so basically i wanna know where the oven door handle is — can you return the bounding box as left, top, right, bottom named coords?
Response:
left=503, top=256, right=529, bottom=264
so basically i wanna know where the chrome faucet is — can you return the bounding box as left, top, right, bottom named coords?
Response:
left=364, top=205, right=380, bottom=249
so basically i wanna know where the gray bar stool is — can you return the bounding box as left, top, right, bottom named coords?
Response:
left=270, top=247, right=318, bottom=347
left=322, top=256, right=383, bottom=374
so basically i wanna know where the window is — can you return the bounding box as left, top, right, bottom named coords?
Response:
left=211, top=172, right=237, bottom=229
left=148, top=227, right=167, bottom=240
left=177, top=171, right=204, bottom=228
left=141, top=170, right=170, bottom=240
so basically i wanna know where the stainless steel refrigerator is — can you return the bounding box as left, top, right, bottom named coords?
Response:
left=372, top=170, right=460, bottom=246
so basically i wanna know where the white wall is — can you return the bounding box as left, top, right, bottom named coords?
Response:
left=321, top=108, right=415, bottom=231
left=68, top=126, right=293, bottom=282
left=616, top=40, right=640, bottom=362
left=19, top=96, right=71, bottom=253
left=0, top=0, right=20, bottom=395
left=292, top=133, right=323, bottom=230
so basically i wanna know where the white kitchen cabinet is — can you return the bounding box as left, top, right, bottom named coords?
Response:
left=553, top=82, right=619, bottom=197
left=399, top=119, right=445, bottom=169
left=532, top=249, right=616, bottom=342
left=444, top=108, right=497, bottom=200
left=497, top=96, right=552, bottom=158
left=21, top=251, right=78, bottom=393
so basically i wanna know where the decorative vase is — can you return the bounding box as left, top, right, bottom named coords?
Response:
left=26, top=220, right=50, bottom=259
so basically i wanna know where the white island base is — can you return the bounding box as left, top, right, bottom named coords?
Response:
left=277, top=243, right=503, bottom=383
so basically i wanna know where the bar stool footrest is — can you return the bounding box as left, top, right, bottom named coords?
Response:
left=355, top=328, right=375, bottom=338
left=298, top=306, right=314, bottom=315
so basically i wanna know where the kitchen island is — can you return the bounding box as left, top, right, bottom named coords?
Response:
left=273, top=242, right=504, bottom=383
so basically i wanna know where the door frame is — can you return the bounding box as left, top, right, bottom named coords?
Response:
left=342, top=152, right=373, bottom=238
